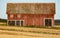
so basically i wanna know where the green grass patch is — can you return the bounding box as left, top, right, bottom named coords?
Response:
left=0, top=24, right=7, bottom=26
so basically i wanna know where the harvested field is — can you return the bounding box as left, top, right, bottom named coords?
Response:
left=0, top=30, right=60, bottom=38
left=0, top=34, right=60, bottom=38
left=0, top=26, right=60, bottom=35
left=0, top=25, right=60, bottom=38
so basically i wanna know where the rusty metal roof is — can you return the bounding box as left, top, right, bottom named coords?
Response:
left=6, top=3, right=55, bottom=14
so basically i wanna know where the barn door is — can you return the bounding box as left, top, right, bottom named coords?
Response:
left=45, top=19, right=52, bottom=26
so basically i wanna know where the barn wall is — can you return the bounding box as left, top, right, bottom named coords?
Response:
left=7, top=14, right=54, bottom=26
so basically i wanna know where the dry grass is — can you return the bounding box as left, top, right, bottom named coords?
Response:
left=0, top=30, right=60, bottom=38
left=0, top=25, right=60, bottom=38
left=0, top=34, right=60, bottom=38
left=0, top=25, right=60, bottom=35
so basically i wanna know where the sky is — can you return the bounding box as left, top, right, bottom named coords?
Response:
left=0, top=0, right=60, bottom=20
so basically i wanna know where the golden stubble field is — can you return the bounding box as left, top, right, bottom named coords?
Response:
left=0, top=25, right=60, bottom=38
left=0, top=33, right=60, bottom=38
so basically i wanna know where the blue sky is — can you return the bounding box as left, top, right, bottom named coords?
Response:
left=0, top=0, right=60, bottom=20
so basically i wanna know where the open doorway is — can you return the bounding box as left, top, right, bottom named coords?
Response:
left=45, top=19, right=52, bottom=26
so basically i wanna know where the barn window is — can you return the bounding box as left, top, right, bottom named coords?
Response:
left=16, top=20, right=24, bottom=26
left=8, top=21, right=15, bottom=26
left=10, top=14, right=14, bottom=18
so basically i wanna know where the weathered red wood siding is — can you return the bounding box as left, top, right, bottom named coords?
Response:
left=7, top=14, right=54, bottom=26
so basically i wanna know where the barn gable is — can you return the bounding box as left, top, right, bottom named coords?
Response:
left=7, top=3, right=55, bottom=14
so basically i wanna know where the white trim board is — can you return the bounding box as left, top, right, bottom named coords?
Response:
left=7, top=20, right=24, bottom=26
left=44, top=18, right=53, bottom=26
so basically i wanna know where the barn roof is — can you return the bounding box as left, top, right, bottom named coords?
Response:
left=6, top=3, right=55, bottom=14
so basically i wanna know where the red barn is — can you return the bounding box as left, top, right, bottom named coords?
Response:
left=6, top=3, right=55, bottom=26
